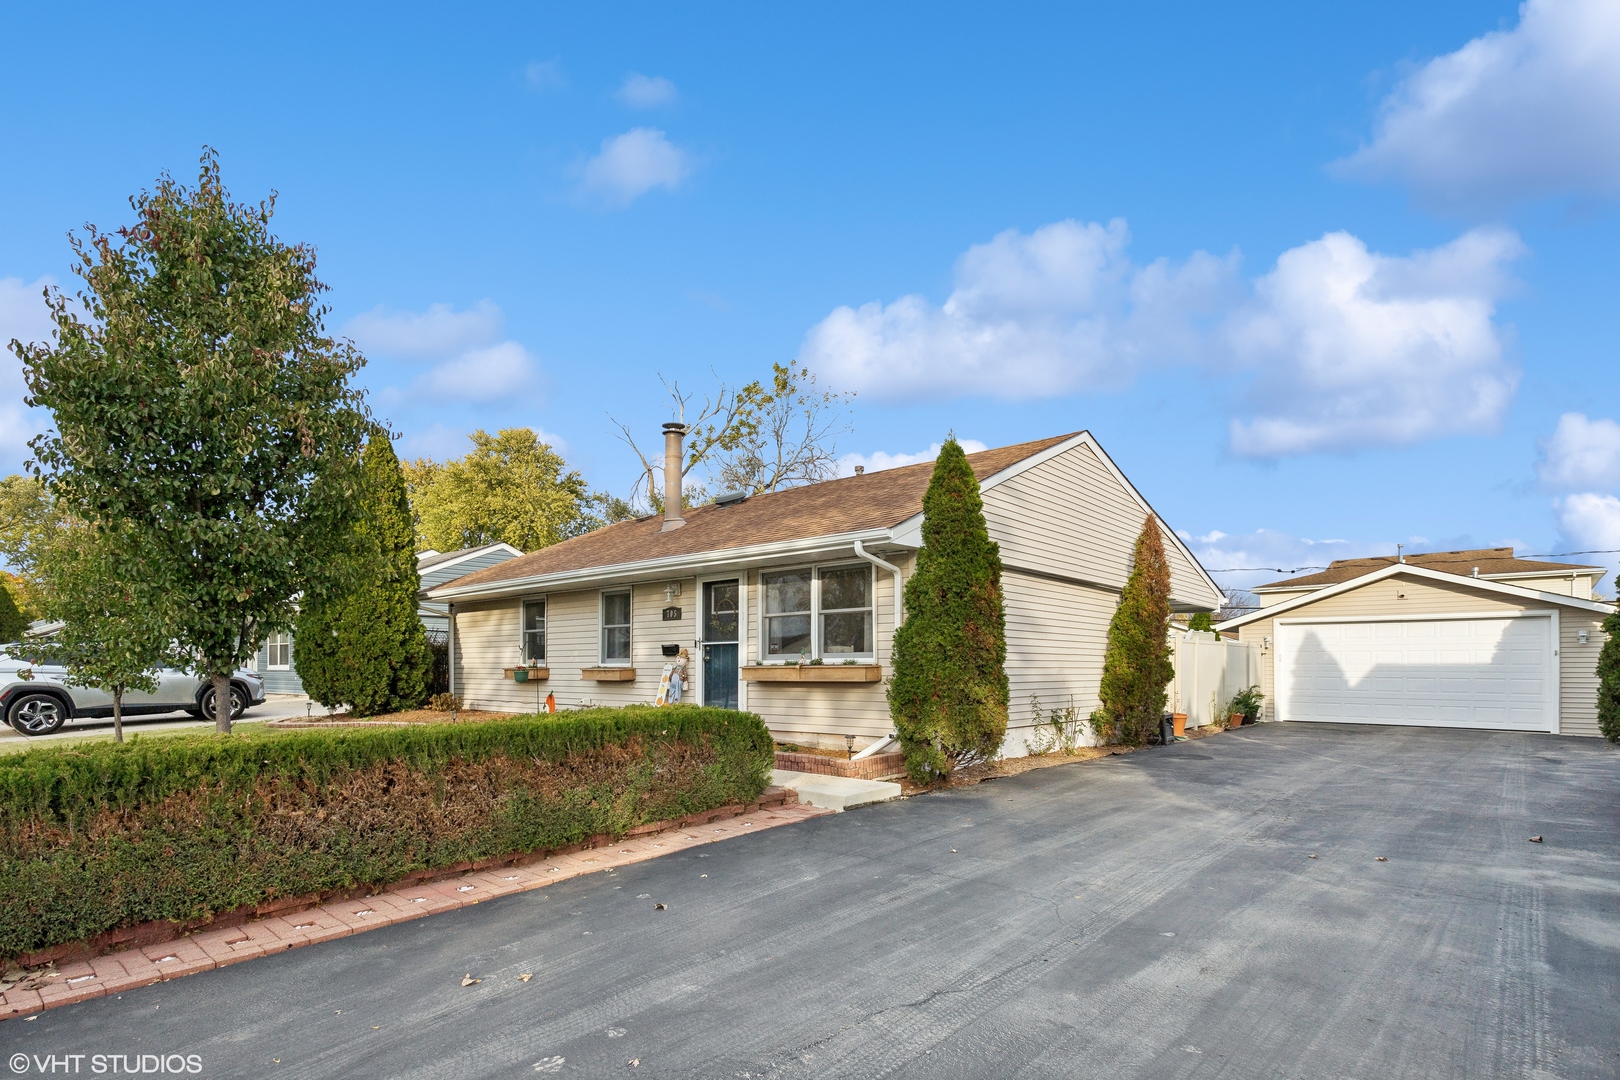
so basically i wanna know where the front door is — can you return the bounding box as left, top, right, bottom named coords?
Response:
left=702, top=579, right=739, bottom=709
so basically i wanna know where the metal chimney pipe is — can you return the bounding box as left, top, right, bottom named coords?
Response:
left=661, top=422, right=686, bottom=531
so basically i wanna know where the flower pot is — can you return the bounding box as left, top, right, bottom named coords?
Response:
left=1227, top=712, right=1243, bottom=730
left=1172, top=713, right=1187, bottom=738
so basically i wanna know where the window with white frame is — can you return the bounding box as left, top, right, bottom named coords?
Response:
left=522, top=599, right=546, bottom=663
left=760, top=564, right=873, bottom=660
left=762, top=569, right=812, bottom=658
left=266, top=631, right=292, bottom=670
left=819, top=566, right=873, bottom=657
left=601, top=590, right=632, bottom=662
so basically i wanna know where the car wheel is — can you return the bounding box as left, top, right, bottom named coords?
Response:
left=8, top=693, right=68, bottom=736
left=198, top=684, right=248, bottom=722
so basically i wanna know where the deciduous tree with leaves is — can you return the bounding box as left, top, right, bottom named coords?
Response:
left=297, top=433, right=433, bottom=716
left=404, top=428, right=596, bottom=553
left=0, top=578, right=27, bottom=644
left=15, top=151, right=372, bottom=733
left=888, top=438, right=1009, bottom=783
left=1097, top=515, right=1175, bottom=746
left=28, top=519, right=177, bottom=742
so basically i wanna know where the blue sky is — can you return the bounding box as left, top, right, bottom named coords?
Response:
left=3, top=1, right=1619, bottom=592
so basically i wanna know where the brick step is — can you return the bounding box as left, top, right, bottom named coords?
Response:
left=775, top=750, right=906, bottom=780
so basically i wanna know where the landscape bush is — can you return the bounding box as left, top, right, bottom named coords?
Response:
left=888, top=438, right=1010, bottom=783
left=0, top=705, right=773, bottom=961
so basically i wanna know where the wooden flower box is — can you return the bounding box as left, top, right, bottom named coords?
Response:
left=581, top=667, right=637, bottom=682
left=503, top=667, right=550, bottom=682
left=740, top=664, right=883, bottom=683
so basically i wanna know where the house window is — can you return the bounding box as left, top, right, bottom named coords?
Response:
left=762, top=569, right=812, bottom=658
left=820, top=566, right=873, bottom=656
left=601, top=590, right=632, bottom=663
left=522, top=599, right=546, bottom=663
left=266, top=631, right=292, bottom=671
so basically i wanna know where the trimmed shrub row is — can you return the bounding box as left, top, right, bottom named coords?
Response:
left=0, top=705, right=774, bottom=961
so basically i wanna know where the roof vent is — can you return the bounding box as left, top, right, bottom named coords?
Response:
left=713, top=490, right=748, bottom=507
left=854, top=465, right=865, bottom=476
left=1472, top=566, right=1479, bottom=578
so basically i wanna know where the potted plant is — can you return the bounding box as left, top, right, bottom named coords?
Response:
left=1225, top=685, right=1264, bottom=728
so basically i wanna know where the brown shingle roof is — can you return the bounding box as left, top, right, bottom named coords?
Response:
left=436, top=433, right=1078, bottom=592
left=1254, top=547, right=1602, bottom=591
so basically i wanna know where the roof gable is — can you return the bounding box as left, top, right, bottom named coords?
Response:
left=1220, top=563, right=1614, bottom=630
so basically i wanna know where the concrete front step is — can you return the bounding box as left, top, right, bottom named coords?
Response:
left=771, top=769, right=902, bottom=813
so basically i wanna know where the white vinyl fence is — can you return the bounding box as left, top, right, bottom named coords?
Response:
left=1170, top=630, right=1261, bottom=728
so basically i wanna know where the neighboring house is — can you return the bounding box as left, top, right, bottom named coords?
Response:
left=1220, top=548, right=1614, bottom=737
left=426, top=429, right=1226, bottom=756
left=417, top=544, right=526, bottom=635
left=249, top=543, right=524, bottom=694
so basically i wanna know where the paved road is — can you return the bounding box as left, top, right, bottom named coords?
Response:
left=7, top=724, right=1618, bottom=1078
left=0, top=694, right=314, bottom=752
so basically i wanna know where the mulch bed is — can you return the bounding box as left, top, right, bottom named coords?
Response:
left=897, top=720, right=1231, bottom=795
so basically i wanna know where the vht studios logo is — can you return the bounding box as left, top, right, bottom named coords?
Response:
left=10, top=1055, right=204, bottom=1075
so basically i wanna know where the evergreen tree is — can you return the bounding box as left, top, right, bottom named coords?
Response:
left=1597, top=610, right=1620, bottom=743
left=1187, top=612, right=1214, bottom=632
left=888, top=439, right=1009, bottom=783
left=296, top=433, right=432, bottom=716
left=0, top=578, right=27, bottom=643
left=1098, top=515, right=1175, bottom=745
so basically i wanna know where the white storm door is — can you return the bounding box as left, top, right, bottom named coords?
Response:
left=1275, top=613, right=1557, bottom=733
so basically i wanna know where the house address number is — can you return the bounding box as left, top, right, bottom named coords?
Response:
left=662, top=606, right=682, bottom=621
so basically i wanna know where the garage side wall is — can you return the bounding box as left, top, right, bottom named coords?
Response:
left=1234, top=574, right=1607, bottom=737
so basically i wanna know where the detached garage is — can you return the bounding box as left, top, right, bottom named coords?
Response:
left=1220, top=550, right=1613, bottom=737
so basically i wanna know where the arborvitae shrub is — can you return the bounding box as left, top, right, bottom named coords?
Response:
left=296, top=435, right=433, bottom=715
left=1187, top=612, right=1214, bottom=633
left=1098, top=515, right=1174, bottom=746
left=888, top=439, right=1009, bottom=783
left=1598, top=610, right=1620, bottom=743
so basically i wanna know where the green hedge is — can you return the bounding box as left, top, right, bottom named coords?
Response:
left=0, top=705, right=773, bottom=961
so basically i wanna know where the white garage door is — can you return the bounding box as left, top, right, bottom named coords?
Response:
left=1275, top=614, right=1556, bottom=732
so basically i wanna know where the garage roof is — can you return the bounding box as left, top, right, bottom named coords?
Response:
left=1253, top=548, right=1603, bottom=593
left=1218, top=562, right=1615, bottom=631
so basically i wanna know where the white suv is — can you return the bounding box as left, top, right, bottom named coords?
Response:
left=0, top=645, right=266, bottom=736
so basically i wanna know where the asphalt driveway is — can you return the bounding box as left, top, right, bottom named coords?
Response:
left=7, top=724, right=1618, bottom=1078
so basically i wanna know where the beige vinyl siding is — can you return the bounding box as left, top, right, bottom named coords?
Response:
left=1001, top=569, right=1115, bottom=752
left=743, top=555, right=906, bottom=743
left=1558, top=613, right=1606, bottom=737
left=983, top=442, right=1222, bottom=611
left=1236, top=573, right=1608, bottom=736
left=452, top=581, right=701, bottom=712
left=1493, top=573, right=1596, bottom=599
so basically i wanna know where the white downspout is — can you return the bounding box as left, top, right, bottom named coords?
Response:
left=851, top=540, right=904, bottom=761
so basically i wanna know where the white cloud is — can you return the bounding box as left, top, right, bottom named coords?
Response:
left=802, top=220, right=1237, bottom=401
left=1336, top=0, right=1620, bottom=207
left=344, top=301, right=503, bottom=360
left=836, top=440, right=990, bottom=477
left=1538, top=412, right=1620, bottom=490
left=1225, top=227, right=1524, bottom=458
left=414, top=341, right=536, bottom=404
left=802, top=219, right=1522, bottom=458
left=526, top=60, right=567, bottom=91
left=1178, top=527, right=1382, bottom=591
left=580, top=128, right=693, bottom=205
left=1556, top=492, right=1620, bottom=593
left=617, top=73, right=678, bottom=108
left=0, top=276, right=57, bottom=471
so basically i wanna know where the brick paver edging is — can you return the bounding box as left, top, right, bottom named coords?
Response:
left=0, top=795, right=830, bottom=1020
